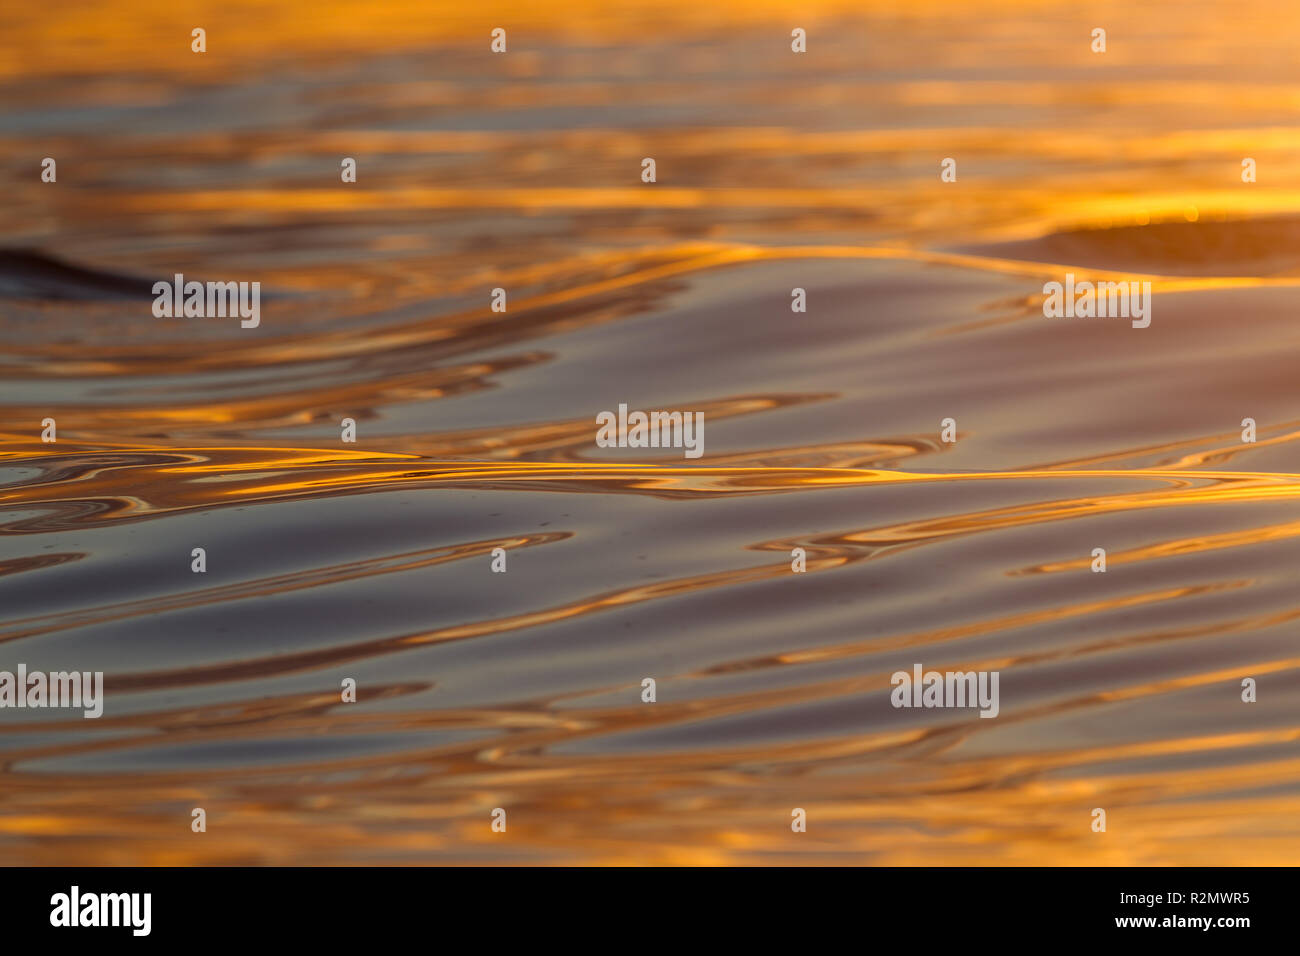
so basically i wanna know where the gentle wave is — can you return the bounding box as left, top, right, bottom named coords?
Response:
left=3, top=0, right=1300, bottom=864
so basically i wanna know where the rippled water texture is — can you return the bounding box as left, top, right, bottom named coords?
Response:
left=3, top=0, right=1300, bottom=864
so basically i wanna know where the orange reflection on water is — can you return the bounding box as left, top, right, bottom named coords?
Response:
left=4, top=0, right=1300, bottom=865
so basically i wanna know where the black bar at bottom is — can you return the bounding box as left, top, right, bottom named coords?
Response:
left=0, top=866, right=1279, bottom=942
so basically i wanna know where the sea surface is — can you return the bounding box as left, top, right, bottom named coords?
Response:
left=2, top=0, right=1300, bottom=864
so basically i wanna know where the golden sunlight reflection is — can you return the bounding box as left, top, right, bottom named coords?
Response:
left=3, top=0, right=1300, bottom=864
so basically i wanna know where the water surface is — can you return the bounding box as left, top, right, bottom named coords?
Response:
left=2, top=0, right=1300, bottom=864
